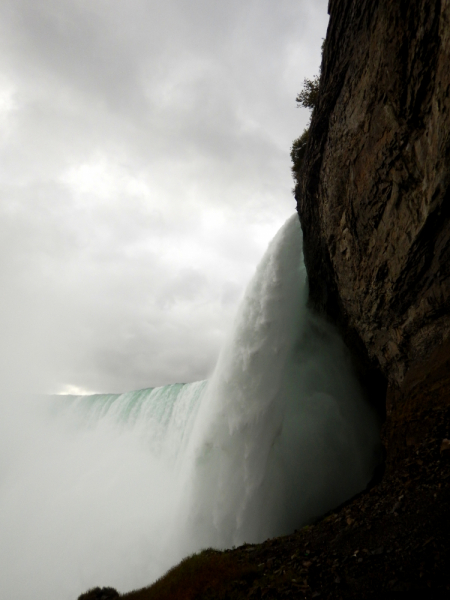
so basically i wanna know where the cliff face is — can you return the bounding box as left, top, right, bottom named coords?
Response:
left=296, top=0, right=450, bottom=459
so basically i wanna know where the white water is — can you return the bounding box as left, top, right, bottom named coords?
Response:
left=0, top=215, right=380, bottom=599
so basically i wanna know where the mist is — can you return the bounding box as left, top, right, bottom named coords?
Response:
left=0, top=3, right=376, bottom=600
left=0, top=216, right=380, bottom=600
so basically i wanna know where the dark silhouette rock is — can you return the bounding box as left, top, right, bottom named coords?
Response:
left=77, top=587, right=119, bottom=600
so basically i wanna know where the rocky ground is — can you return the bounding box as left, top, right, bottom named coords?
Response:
left=79, top=404, right=450, bottom=600
left=205, top=405, right=450, bottom=599
left=227, top=407, right=450, bottom=598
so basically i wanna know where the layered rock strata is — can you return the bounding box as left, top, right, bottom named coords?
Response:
left=296, top=0, right=450, bottom=459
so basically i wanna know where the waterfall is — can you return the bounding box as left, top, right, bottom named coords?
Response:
left=0, top=215, right=379, bottom=600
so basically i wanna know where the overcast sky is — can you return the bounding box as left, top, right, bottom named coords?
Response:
left=0, top=0, right=328, bottom=394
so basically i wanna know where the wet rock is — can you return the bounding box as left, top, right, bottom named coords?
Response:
left=296, top=0, right=450, bottom=466
left=440, top=438, right=450, bottom=458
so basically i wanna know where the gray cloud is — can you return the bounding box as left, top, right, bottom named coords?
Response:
left=0, top=0, right=328, bottom=394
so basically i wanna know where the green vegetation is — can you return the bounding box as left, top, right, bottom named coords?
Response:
left=291, top=75, right=320, bottom=188
left=295, top=75, right=320, bottom=110
left=290, top=127, right=309, bottom=183
left=121, top=548, right=258, bottom=600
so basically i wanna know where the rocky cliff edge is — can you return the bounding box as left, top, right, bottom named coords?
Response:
left=296, top=0, right=450, bottom=465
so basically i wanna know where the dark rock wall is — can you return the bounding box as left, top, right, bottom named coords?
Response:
left=296, top=0, right=450, bottom=444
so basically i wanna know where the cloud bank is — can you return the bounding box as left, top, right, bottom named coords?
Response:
left=0, top=0, right=328, bottom=393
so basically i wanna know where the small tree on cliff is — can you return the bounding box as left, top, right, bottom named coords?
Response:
left=290, top=128, right=309, bottom=179
left=295, top=74, right=320, bottom=110
left=291, top=74, right=320, bottom=189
